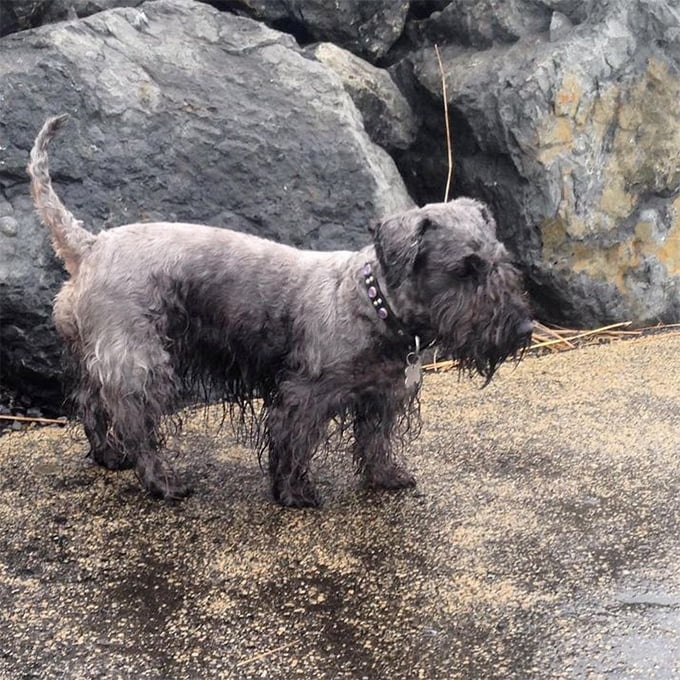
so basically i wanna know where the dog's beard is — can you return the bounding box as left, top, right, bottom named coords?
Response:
left=431, top=296, right=531, bottom=385
left=438, top=340, right=525, bottom=385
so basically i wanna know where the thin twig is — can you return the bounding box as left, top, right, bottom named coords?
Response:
left=235, top=641, right=296, bottom=668
left=434, top=44, right=453, bottom=202
left=529, top=322, right=632, bottom=350
left=423, top=358, right=456, bottom=371
left=0, top=414, right=66, bottom=425
left=533, top=322, right=576, bottom=351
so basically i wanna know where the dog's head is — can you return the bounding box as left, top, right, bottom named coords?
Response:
left=371, top=198, right=533, bottom=382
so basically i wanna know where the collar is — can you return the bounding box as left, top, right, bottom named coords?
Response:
left=362, top=262, right=414, bottom=346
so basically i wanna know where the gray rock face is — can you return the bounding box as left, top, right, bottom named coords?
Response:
left=399, top=0, right=680, bottom=326
left=310, top=43, right=418, bottom=152
left=0, top=0, right=412, bottom=406
left=217, top=0, right=409, bottom=61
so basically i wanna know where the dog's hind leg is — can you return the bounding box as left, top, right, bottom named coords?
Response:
left=81, top=398, right=134, bottom=471
left=352, top=392, right=416, bottom=491
left=56, top=292, right=131, bottom=469
left=78, top=327, right=190, bottom=500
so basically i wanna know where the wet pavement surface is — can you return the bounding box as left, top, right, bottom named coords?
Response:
left=0, top=334, right=679, bottom=679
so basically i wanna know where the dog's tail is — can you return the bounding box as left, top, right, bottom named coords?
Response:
left=27, top=114, right=95, bottom=276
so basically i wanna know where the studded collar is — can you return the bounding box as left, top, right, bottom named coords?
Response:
left=361, top=262, right=413, bottom=344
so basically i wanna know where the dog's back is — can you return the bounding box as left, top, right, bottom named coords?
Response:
left=27, top=116, right=362, bottom=379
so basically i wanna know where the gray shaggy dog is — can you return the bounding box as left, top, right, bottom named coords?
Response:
left=28, top=114, right=532, bottom=507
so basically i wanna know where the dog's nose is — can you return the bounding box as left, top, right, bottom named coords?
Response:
left=518, top=319, right=534, bottom=339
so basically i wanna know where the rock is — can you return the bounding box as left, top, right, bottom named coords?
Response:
left=541, top=0, right=596, bottom=25
left=405, top=0, right=554, bottom=50
left=42, top=0, right=146, bottom=24
left=0, top=189, right=66, bottom=409
left=310, top=42, right=418, bottom=152
left=403, top=0, right=597, bottom=52
left=0, top=0, right=413, bottom=407
left=0, top=216, right=18, bottom=236
left=213, top=0, right=409, bottom=61
left=0, top=0, right=52, bottom=35
left=549, top=11, right=574, bottom=42
left=0, top=0, right=142, bottom=34
left=398, top=0, right=680, bottom=326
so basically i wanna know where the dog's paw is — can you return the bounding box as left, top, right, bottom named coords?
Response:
left=272, top=479, right=322, bottom=509
left=136, top=456, right=192, bottom=501
left=365, top=464, right=416, bottom=491
left=146, top=477, right=193, bottom=502
left=89, top=446, right=135, bottom=471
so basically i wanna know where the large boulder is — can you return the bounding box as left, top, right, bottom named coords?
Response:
left=310, top=42, right=418, bottom=152
left=0, top=0, right=413, bottom=408
left=211, top=0, right=410, bottom=62
left=397, top=0, right=680, bottom=326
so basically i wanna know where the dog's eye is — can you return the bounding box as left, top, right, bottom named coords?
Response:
left=455, top=253, right=487, bottom=279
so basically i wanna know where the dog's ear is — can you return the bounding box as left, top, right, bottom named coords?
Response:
left=371, top=212, right=434, bottom=290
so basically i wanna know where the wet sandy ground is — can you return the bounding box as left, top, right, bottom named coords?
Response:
left=0, top=334, right=679, bottom=679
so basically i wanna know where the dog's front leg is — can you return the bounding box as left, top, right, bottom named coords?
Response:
left=352, top=392, right=416, bottom=492
left=266, top=379, right=330, bottom=508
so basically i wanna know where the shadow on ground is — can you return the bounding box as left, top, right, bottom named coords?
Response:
left=1, top=335, right=679, bottom=679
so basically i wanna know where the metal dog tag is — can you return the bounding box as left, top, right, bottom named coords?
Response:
left=404, top=357, right=422, bottom=393
left=404, top=335, right=422, bottom=393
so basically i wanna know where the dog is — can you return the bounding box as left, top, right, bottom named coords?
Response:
left=27, top=114, right=533, bottom=507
